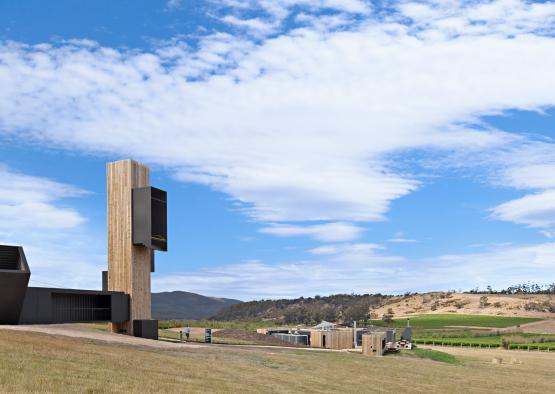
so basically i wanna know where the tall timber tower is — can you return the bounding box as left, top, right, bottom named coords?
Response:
left=107, top=159, right=167, bottom=337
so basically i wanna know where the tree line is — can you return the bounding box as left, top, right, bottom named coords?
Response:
left=466, top=282, right=555, bottom=295
left=210, top=293, right=389, bottom=324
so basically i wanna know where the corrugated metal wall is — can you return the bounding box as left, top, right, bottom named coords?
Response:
left=272, top=333, right=309, bottom=346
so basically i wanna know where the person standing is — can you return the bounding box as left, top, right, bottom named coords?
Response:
left=185, top=324, right=190, bottom=341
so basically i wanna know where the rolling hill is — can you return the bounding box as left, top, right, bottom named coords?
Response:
left=369, top=292, right=555, bottom=318
left=152, top=291, right=242, bottom=320
left=209, top=294, right=389, bottom=323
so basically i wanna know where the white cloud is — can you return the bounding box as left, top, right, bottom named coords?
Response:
left=0, top=165, right=103, bottom=290
left=387, top=231, right=417, bottom=243
left=166, top=0, right=184, bottom=10
left=427, top=242, right=555, bottom=292
left=388, top=238, right=417, bottom=243
left=398, top=0, right=555, bottom=38
left=0, top=165, right=86, bottom=229
left=0, top=0, right=554, bottom=298
left=259, top=222, right=365, bottom=241
left=480, top=140, right=555, bottom=234
left=221, top=15, right=277, bottom=35
left=0, top=1, right=555, bottom=240
left=503, top=163, right=555, bottom=190
left=153, top=242, right=555, bottom=299
left=308, top=242, right=384, bottom=257
left=491, top=190, right=555, bottom=229
left=218, top=0, right=371, bottom=19
left=153, top=241, right=402, bottom=298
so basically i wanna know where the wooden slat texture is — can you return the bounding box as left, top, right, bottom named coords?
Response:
left=310, top=330, right=353, bottom=350
left=107, top=160, right=151, bottom=335
left=310, top=331, right=323, bottom=348
left=362, top=333, right=386, bottom=356
left=328, top=330, right=354, bottom=350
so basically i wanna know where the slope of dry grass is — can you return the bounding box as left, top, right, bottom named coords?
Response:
left=372, top=292, right=555, bottom=318
left=1, top=329, right=555, bottom=393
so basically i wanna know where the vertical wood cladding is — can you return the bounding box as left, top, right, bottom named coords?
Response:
left=107, top=160, right=152, bottom=335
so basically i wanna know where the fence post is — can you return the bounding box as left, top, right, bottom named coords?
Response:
left=180, top=331, right=183, bottom=343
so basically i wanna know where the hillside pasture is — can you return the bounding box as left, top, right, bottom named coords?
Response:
left=1, top=329, right=555, bottom=393
left=369, top=314, right=541, bottom=331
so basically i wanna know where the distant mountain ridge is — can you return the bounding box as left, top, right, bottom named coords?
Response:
left=152, top=291, right=242, bottom=320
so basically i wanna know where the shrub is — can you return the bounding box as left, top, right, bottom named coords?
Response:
left=454, top=300, right=470, bottom=309
left=382, top=313, right=394, bottom=324
left=479, top=296, right=490, bottom=308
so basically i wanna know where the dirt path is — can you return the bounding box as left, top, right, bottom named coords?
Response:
left=501, top=319, right=555, bottom=334
left=0, top=324, right=206, bottom=350
left=0, top=324, right=330, bottom=353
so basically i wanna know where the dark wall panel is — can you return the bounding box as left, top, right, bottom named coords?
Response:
left=111, top=293, right=129, bottom=323
left=0, top=246, right=31, bottom=324
left=19, top=288, right=53, bottom=324
left=52, top=293, right=111, bottom=323
left=132, top=186, right=167, bottom=252
left=18, top=288, right=129, bottom=325
left=133, top=319, right=158, bottom=340
left=0, top=272, right=31, bottom=324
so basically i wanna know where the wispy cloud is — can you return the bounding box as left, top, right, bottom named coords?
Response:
left=259, top=222, right=365, bottom=242
left=221, top=15, right=278, bottom=35
left=387, top=231, right=417, bottom=243
left=166, top=0, right=184, bottom=11
left=153, top=241, right=555, bottom=299
left=491, top=190, right=555, bottom=229
left=0, top=164, right=102, bottom=290
left=0, top=165, right=86, bottom=230
left=2, top=11, right=550, bottom=225
left=388, top=238, right=417, bottom=244
left=2, top=1, right=555, bottom=297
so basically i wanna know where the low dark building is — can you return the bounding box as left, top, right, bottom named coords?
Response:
left=0, top=244, right=132, bottom=330
left=19, top=287, right=128, bottom=325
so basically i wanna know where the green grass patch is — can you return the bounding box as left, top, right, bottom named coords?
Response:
left=414, top=336, right=502, bottom=347
left=408, top=348, right=460, bottom=364
left=508, top=342, right=555, bottom=350
left=369, top=314, right=540, bottom=330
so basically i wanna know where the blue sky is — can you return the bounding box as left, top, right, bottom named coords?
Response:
left=1, top=0, right=555, bottom=300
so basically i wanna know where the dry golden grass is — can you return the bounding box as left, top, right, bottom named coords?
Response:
left=1, top=329, right=555, bottom=393
left=372, top=292, right=555, bottom=318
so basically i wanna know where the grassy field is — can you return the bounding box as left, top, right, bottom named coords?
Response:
left=367, top=314, right=551, bottom=350
left=2, top=329, right=555, bottom=393
left=157, top=315, right=550, bottom=349
left=414, top=336, right=503, bottom=347
left=407, top=348, right=460, bottom=364
left=369, top=314, right=541, bottom=330
left=159, top=320, right=274, bottom=331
